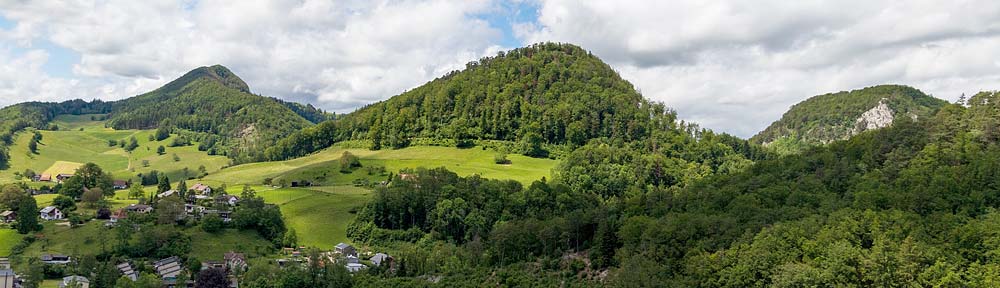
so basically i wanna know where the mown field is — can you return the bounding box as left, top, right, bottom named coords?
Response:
left=256, top=185, right=371, bottom=248
left=1, top=114, right=231, bottom=183
left=206, top=145, right=558, bottom=186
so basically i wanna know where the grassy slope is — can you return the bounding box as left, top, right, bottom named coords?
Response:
left=256, top=186, right=370, bottom=248
left=206, top=145, right=557, bottom=186
left=1, top=114, right=230, bottom=183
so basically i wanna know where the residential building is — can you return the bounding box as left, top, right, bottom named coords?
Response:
left=335, top=243, right=357, bottom=257
left=39, top=206, right=63, bottom=220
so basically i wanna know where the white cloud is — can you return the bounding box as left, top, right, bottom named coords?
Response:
left=3, top=0, right=1000, bottom=138
left=518, top=0, right=1000, bottom=137
left=0, top=0, right=503, bottom=111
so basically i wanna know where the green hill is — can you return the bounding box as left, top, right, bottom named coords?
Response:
left=266, top=42, right=670, bottom=160
left=106, top=65, right=321, bottom=163
left=0, top=65, right=330, bottom=167
left=752, top=85, right=947, bottom=151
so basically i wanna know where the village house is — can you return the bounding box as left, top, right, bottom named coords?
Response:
left=38, top=174, right=51, bottom=182
left=153, top=256, right=183, bottom=286
left=184, top=204, right=205, bottom=216
left=344, top=255, right=365, bottom=272
left=224, top=252, right=248, bottom=272
left=0, top=211, right=15, bottom=223
left=125, top=204, right=153, bottom=213
left=110, top=209, right=127, bottom=224
left=117, top=262, right=138, bottom=281
left=113, top=180, right=129, bottom=190
left=55, top=174, right=74, bottom=182
left=190, top=183, right=212, bottom=195
left=215, top=195, right=239, bottom=206
left=334, top=243, right=357, bottom=257
left=370, top=253, right=392, bottom=267
left=60, top=275, right=89, bottom=288
left=41, top=254, right=71, bottom=264
left=39, top=206, right=63, bottom=221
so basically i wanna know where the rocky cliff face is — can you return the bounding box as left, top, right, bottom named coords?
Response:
left=853, top=99, right=894, bottom=135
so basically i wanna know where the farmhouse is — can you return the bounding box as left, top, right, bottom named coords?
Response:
left=39, top=206, right=63, bottom=220
left=190, top=183, right=212, bottom=195
left=38, top=174, right=52, bottom=182
left=125, top=204, right=153, bottom=213
left=0, top=211, right=15, bottom=223
left=335, top=243, right=357, bottom=257
left=370, top=253, right=392, bottom=267
left=60, top=275, right=89, bottom=288
left=344, top=255, right=365, bottom=272
left=113, top=180, right=129, bottom=190
left=110, top=209, right=127, bottom=223
left=224, top=252, right=248, bottom=272
left=56, top=174, right=74, bottom=182
left=216, top=195, right=239, bottom=206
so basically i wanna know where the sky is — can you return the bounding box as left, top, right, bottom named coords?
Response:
left=1, top=0, right=999, bottom=138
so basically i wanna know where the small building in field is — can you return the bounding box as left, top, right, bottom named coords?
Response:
left=215, top=195, right=239, bottom=206
left=39, top=174, right=52, bottom=182
left=110, top=209, right=127, bottom=223
left=0, top=211, right=15, bottom=223
left=370, top=253, right=391, bottom=267
left=125, top=204, right=153, bottom=214
left=39, top=206, right=63, bottom=220
left=60, top=275, right=89, bottom=288
left=225, top=252, right=248, bottom=272
left=56, top=174, right=74, bottom=182
left=334, top=243, right=357, bottom=257
left=113, top=180, right=129, bottom=190
left=190, top=183, right=212, bottom=195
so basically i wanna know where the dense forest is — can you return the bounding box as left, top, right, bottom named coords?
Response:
left=752, top=85, right=947, bottom=151
left=338, top=90, right=1000, bottom=286
left=265, top=43, right=664, bottom=160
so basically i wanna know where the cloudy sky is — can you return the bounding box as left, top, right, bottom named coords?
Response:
left=1, top=0, right=998, bottom=137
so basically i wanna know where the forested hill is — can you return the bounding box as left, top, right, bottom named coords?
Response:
left=266, top=42, right=669, bottom=160
left=0, top=65, right=330, bottom=165
left=104, top=65, right=320, bottom=163
left=751, top=85, right=947, bottom=152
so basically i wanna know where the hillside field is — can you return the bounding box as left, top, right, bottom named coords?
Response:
left=0, top=114, right=231, bottom=183
left=206, top=145, right=558, bottom=186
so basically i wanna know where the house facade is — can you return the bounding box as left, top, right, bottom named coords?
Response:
left=39, top=206, right=63, bottom=220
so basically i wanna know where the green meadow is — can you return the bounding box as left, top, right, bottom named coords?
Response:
left=206, top=145, right=558, bottom=186
left=1, top=114, right=231, bottom=183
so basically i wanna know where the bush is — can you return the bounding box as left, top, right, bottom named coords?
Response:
left=494, top=153, right=511, bottom=165
left=201, top=214, right=224, bottom=233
